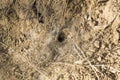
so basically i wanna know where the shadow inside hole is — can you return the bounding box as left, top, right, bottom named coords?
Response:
left=32, top=1, right=44, bottom=23
left=57, top=32, right=66, bottom=42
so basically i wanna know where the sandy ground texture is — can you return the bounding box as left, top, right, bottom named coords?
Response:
left=0, top=0, right=120, bottom=80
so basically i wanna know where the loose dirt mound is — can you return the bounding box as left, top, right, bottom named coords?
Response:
left=0, top=0, right=120, bottom=80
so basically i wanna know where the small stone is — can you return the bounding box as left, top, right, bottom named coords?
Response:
left=94, top=40, right=100, bottom=48
left=97, top=56, right=101, bottom=61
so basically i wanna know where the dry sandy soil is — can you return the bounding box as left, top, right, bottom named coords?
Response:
left=0, top=0, right=120, bottom=80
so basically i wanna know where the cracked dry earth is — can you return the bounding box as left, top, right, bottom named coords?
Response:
left=0, top=0, right=120, bottom=80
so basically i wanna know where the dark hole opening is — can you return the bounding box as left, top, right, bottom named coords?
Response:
left=67, top=0, right=73, bottom=4
left=32, top=1, right=44, bottom=23
left=94, top=21, right=98, bottom=26
left=57, top=32, right=66, bottom=42
left=38, top=13, right=44, bottom=23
